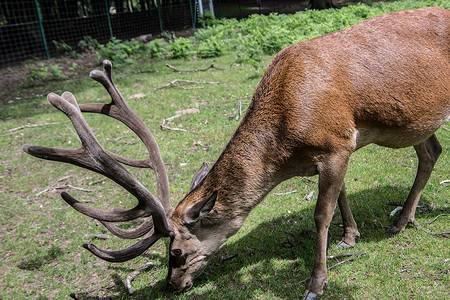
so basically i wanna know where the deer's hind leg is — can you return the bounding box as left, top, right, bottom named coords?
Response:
left=387, top=134, right=442, bottom=234
left=335, top=184, right=360, bottom=249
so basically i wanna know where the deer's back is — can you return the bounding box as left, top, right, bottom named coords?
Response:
left=248, top=7, right=450, bottom=151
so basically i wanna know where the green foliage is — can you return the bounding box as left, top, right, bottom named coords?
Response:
left=51, top=40, right=78, bottom=58
left=169, top=37, right=194, bottom=59
left=78, top=36, right=100, bottom=52
left=190, top=0, right=450, bottom=62
left=197, top=36, right=223, bottom=58
left=198, top=10, right=218, bottom=27
left=24, top=63, right=67, bottom=85
left=146, top=39, right=167, bottom=58
left=97, top=37, right=146, bottom=65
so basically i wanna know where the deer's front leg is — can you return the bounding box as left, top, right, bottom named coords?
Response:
left=304, top=153, right=350, bottom=299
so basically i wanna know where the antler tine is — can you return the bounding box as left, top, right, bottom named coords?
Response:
left=23, top=91, right=173, bottom=237
left=99, top=219, right=153, bottom=239
left=78, top=60, right=171, bottom=213
left=83, top=228, right=164, bottom=262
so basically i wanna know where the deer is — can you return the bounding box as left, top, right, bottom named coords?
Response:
left=23, top=7, right=449, bottom=299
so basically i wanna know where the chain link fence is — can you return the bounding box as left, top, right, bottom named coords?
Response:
left=1, top=0, right=313, bottom=68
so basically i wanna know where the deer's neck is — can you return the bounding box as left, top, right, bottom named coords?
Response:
left=197, top=98, right=308, bottom=236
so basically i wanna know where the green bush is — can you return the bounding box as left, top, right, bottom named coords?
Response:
left=78, top=36, right=100, bottom=52
left=169, top=37, right=194, bottom=59
left=97, top=37, right=146, bottom=65
left=147, top=39, right=167, bottom=58
left=197, top=36, right=223, bottom=58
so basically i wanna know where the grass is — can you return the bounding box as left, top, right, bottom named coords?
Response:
left=1, top=4, right=450, bottom=300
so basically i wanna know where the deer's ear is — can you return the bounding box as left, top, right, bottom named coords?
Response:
left=189, top=162, right=209, bottom=192
left=186, top=191, right=217, bottom=224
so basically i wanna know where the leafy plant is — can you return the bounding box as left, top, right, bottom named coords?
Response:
left=197, top=36, right=223, bottom=58
left=147, top=39, right=167, bottom=58
left=78, top=36, right=100, bottom=52
left=24, top=63, right=67, bottom=85
left=198, top=10, right=218, bottom=27
left=52, top=40, right=78, bottom=58
left=97, top=37, right=146, bottom=65
left=169, top=37, right=193, bottom=59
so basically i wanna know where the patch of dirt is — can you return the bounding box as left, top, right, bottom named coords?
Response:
left=0, top=52, right=98, bottom=105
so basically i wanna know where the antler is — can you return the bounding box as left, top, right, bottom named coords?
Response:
left=23, top=60, right=173, bottom=262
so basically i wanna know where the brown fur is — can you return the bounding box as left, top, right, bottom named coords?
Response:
left=167, top=7, right=449, bottom=296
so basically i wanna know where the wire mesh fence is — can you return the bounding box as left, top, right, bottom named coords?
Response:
left=0, top=0, right=310, bottom=68
left=0, top=0, right=201, bottom=67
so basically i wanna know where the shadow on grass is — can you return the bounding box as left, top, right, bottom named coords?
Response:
left=70, top=184, right=445, bottom=299
left=0, top=97, right=49, bottom=121
left=17, top=245, right=64, bottom=271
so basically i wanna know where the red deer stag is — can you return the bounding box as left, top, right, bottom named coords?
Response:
left=24, top=7, right=449, bottom=298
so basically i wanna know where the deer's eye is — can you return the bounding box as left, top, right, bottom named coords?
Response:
left=172, top=249, right=182, bottom=256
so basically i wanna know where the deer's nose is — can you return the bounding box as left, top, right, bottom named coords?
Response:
left=168, top=279, right=193, bottom=292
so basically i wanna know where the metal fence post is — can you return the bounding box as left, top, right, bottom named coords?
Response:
left=193, top=0, right=198, bottom=28
left=157, top=0, right=163, bottom=32
left=34, top=0, right=50, bottom=60
left=104, top=0, right=113, bottom=38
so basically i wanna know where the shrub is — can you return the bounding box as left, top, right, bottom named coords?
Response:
left=197, top=37, right=223, bottom=58
left=169, top=37, right=193, bottom=59
left=97, top=37, right=146, bottom=65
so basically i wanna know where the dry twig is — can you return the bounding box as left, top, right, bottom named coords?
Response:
left=125, top=262, right=154, bottom=295
left=399, top=266, right=450, bottom=279
left=161, top=118, right=187, bottom=132
left=327, top=251, right=366, bottom=260
left=166, top=63, right=224, bottom=72
left=228, top=101, right=242, bottom=120
left=7, top=122, right=59, bottom=132
left=217, top=254, right=238, bottom=265
left=36, top=184, right=94, bottom=197
left=423, top=213, right=449, bottom=225
left=154, top=79, right=219, bottom=90
left=83, top=234, right=110, bottom=240
left=414, top=220, right=450, bottom=236
left=299, top=251, right=366, bottom=284
left=274, top=190, right=297, bottom=196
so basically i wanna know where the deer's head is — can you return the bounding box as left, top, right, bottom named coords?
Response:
left=23, top=61, right=227, bottom=293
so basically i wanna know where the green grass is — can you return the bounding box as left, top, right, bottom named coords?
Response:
left=1, top=2, right=449, bottom=299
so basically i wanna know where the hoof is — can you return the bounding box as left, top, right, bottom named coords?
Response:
left=386, top=225, right=401, bottom=235
left=303, top=290, right=321, bottom=300
left=335, top=240, right=351, bottom=249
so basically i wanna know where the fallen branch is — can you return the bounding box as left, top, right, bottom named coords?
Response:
left=414, top=221, right=450, bottom=237
left=423, top=213, right=449, bottom=225
left=166, top=63, right=224, bottom=72
left=36, top=184, right=94, bottom=197
left=7, top=122, right=58, bottom=132
left=300, top=177, right=318, bottom=184
left=299, top=252, right=366, bottom=284
left=125, top=262, right=154, bottom=295
left=230, top=56, right=239, bottom=68
left=161, top=118, right=187, bottom=132
left=218, top=254, right=238, bottom=265
left=327, top=256, right=357, bottom=270
left=274, top=190, right=297, bottom=196
left=228, top=101, right=242, bottom=120
left=154, top=79, right=219, bottom=90
left=83, top=234, right=110, bottom=240
left=327, top=251, right=366, bottom=260
left=399, top=266, right=450, bottom=279
left=389, top=206, right=403, bottom=217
